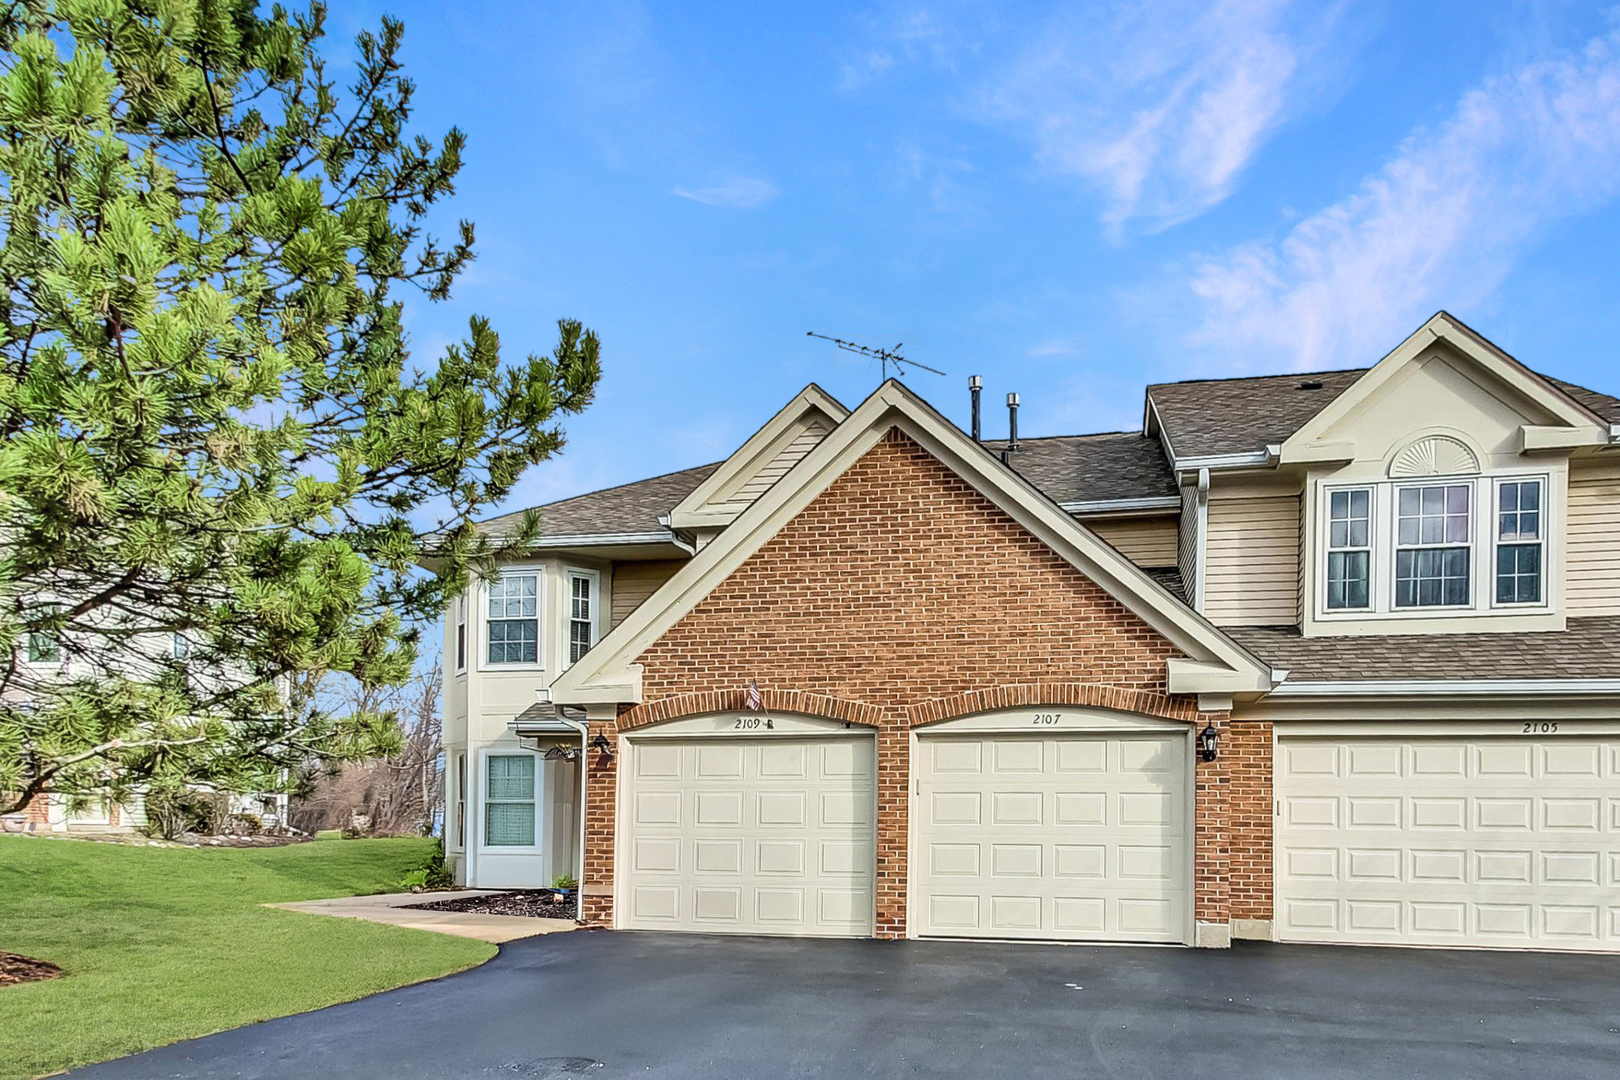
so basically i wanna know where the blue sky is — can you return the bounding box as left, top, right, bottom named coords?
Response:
left=331, top=1, right=1620, bottom=515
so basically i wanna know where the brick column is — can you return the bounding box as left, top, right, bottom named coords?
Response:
left=1227, top=719, right=1274, bottom=934
left=873, top=714, right=910, bottom=938
left=580, top=716, right=621, bottom=927
left=1193, top=711, right=1231, bottom=946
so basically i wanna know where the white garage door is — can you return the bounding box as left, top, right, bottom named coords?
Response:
left=1277, top=733, right=1620, bottom=951
left=914, top=730, right=1190, bottom=942
left=619, top=728, right=875, bottom=937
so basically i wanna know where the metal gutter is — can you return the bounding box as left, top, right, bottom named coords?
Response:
left=1061, top=495, right=1182, bottom=515
left=1268, top=678, right=1620, bottom=698
left=518, top=530, right=681, bottom=548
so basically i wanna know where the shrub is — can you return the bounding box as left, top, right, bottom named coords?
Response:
left=401, top=838, right=454, bottom=890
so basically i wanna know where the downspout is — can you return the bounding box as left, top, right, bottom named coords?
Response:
left=1195, top=467, right=1210, bottom=615
left=558, top=717, right=589, bottom=924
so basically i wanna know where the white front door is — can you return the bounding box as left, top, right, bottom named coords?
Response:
left=619, top=721, right=876, bottom=937
left=913, top=724, right=1191, bottom=943
left=1276, top=731, right=1620, bottom=951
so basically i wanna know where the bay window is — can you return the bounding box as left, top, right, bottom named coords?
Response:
left=486, top=572, right=539, bottom=665
left=567, top=570, right=598, bottom=665
left=484, top=753, right=536, bottom=847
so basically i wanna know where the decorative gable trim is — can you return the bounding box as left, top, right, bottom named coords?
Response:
left=667, top=384, right=848, bottom=531
left=1388, top=434, right=1480, bottom=478
left=551, top=380, right=1276, bottom=706
left=1279, top=312, right=1609, bottom=465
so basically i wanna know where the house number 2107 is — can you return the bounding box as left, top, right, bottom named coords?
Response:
left=1032, top=714, right=1062, bottom=725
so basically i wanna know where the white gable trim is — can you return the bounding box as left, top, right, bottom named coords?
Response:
left=1279, top=313, right=1608, bottom=465
left=551, top=380, right=1275, bottom=705
left=668, top=384, right=848, bottom=531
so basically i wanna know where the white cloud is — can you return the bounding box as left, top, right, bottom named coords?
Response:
left=1187, top=28, right=1620, bottom=371
left=981, top=0, right=1337, bottom=236
left=839, top=6, right=956, bottom=91
left=672, top=175, right=781, bottom=208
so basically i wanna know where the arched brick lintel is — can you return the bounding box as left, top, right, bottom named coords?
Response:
left=618, top=688, right=885, bottom=731
left=906, top=683, right=1201, bottom=727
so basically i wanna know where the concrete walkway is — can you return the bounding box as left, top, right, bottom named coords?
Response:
left=269, top=890, right=576, bottom=943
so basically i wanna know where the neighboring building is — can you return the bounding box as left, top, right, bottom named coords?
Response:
left=3, top=629, right=289, bottom=836
left=442, top=312, right=1620, bottom=953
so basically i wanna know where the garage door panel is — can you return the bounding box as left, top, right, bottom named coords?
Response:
left=620, top=734, right=875, bottom=937
left=1278, top=734, right=1620, bottom=952
left=915, top=731, right=1189, bottom=943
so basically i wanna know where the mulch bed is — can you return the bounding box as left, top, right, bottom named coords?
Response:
left=0, top=952, right=62, bottom=987
left=406, top=890, right=578, bottom=920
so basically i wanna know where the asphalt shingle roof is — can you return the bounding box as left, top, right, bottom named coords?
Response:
left=1227, top=617, right=1620, bottom=682
left=1147, top=369, right=1368, bottom=459
left=982, top=432, right=1178, bottom=504
left=1148, top=367, right=1620, bottom=460
left=477, top=462, right=719, bottom=540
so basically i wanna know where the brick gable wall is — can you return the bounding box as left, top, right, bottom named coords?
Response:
left=582, top=428, right=1230, bottom=936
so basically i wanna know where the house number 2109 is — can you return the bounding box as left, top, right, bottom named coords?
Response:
left=1032, top=714, right=1062, bottom=725
left=734, top=717, right=774, bottom=730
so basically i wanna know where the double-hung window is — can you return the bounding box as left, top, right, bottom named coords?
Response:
left=567, top=571, right=597, bottom=665
left=26, top=604, right=60, bottom=663
left=486, top=572, right=539, bottom=665
left=484, top=754, right=536, bottom=847
left=1496, top=479, right=1543, bottom=604
left=454, top=753, right=467, bottom=850
left=1326, top=489, right=1371, bottom=610
left=454, top=595, right=468, bottom=672
left=1394, top=484, right=1472, bottom=608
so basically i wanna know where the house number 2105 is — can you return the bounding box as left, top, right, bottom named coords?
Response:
left=1521, top=721, right=1558, bottom=734
left=1032, top=714, right=1062, bottom=725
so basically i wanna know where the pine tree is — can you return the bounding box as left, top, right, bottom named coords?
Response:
left=0, top=1, right=600, bottom=817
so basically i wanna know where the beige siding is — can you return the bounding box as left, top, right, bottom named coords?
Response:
left=1178, top=484, right=1200, bottom=609
left=1204, top=495, right=1300, bottom=626
left=1087, top=515, right=1178, bottom=567
left=715, top=418, right=831, bottom=512
left=1568, top=472, right=1620, bottom=616
left=610, top=559, right=686, bottom=629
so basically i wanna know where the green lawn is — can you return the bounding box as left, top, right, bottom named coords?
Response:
left=0, top=836, right=495, bottom=1080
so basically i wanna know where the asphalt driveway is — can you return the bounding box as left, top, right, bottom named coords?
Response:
left=75, top=930, right=1620, bottom=1079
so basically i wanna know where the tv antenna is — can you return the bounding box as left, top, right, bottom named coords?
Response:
left=806, top=331, right=946, bottom=381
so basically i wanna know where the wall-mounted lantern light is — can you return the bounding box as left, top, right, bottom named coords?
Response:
left=1198, top=723, right=1219, bottom=763
left=590, top=732, right=615, bottom=759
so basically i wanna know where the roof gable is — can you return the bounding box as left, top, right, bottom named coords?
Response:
left=551, top=380, right=1275, bottom=705
left=668, top=384, right=848, bottom=531
left=1280, top=313, right=1609, bottom=464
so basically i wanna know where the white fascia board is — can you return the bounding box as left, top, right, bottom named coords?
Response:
left=1171, top=450, right=1276, bottom=474
left=1062, top=496, right=1182, bottom=515
left=1167, top=657, right=1273, bottom=695
left=1277, top=440, right=1357, bottom=465
left=1520, top=425, right=1611, bottom=452
left=1268, top=678, right=1620, bottom=698
left=524, top=531, right=678, bottom=548
left=668, top=384, right=848, bottom=529
left=553, top=379, right=1274, bottom=705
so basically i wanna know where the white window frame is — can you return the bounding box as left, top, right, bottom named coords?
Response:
left=565, top=569, right=600, bottom=668
left=453, top=594, right=468, bottom=674
left=481, top=568, right=544, bottom=670
left=452, top=752, right=467, bottom=852
left=1315, top=471, right=1552, bottom=622
left=1391, top=481, right=1475, bottom=611
left=478, top=748, right=541, bottom=852
left=1492, top=476, right=1545, bottom=609
left=1324, top=487, right=1373, bottom=612
left=172, top=632, right=190, bottom=661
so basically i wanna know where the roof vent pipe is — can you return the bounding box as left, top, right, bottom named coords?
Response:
left=1002, top=392, right=1020, bottom=465
left=969, top=375, right=983, bottom=442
